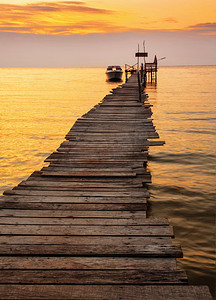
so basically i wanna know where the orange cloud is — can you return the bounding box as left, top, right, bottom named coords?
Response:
left=163, top=18, right=178, bottom=24
left=25, top=1, right=112, bottom=14
left=186, top=22, right=216, bottom=35
left=0, top=1, right=215, bottom=36
left=0, top=1, right=116, bottom=34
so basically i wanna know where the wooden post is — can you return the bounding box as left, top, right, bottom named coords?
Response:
left=141, top=63, right=144, bottom=82
left=125, top=64, right=128, bottom=83
left=137, top=72, right=142, bottom=102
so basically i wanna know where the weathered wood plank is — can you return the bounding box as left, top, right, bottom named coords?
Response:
left=0, top=285, right=211, bottom=300
left=0, top=236, right=171, bottom=246
left=69, top=127, right=155, bottom=132
left=41, top=170, right=138, bottom=177
left=28, top=171, right=144, bottom=183
left=44, top=160, right=147, bottom=165
left=0, top=202, right=146, bottom=211
left=4, top=189, right=149, bottom=198
left=46, top=151, right=148, bottom=158
left=14, top=185, right=150, bottom=192
left=58, top=141, right=151, bottom=147
left=57, top=146, right=149, bottom=151
left=44, top=161, right=147, bottom=167
left=20, top=179, right=144, bottom=188
left=0, top=257, right=177, bottom=270
left=0, top=225, right=174, bottom=237
left=0, top=217, right=168, bottom=226
left=1, top=195, right=148, bottom=204
left=76, top=118, right=153, bottom=124
left=66, top=136, right=158, bottom=141
left=0, top=244, right=181, bottom=257
left=0, top=270, right=187, bottom=284
left=0, top=209, right=146, bottom=218
left=0, top=218, right=146, bottom=226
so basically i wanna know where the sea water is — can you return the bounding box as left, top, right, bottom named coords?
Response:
left=0, top=66, right=215, bottom=297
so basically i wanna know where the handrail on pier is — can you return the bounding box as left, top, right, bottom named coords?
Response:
left=125, top=63, right=138, bottom=82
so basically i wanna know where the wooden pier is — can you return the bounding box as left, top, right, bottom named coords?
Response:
left=0, top=74, right=212, bottom=299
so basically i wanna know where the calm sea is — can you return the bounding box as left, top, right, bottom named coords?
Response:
left=0, top=66, right=215, bottom=297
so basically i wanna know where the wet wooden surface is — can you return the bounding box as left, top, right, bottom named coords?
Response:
left=0, top=74, right=212, bottom=299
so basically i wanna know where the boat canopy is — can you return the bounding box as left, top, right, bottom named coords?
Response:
left=107, top=66, right=122, bottom=70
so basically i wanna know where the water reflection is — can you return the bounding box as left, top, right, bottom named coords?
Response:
left=0, top=66, right=215, bottom=298
left=145, top=67, right=216, bottom=298
left=0, top=67, right=122, bottom=194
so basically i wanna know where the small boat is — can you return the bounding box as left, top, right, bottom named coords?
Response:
left=106, top=65, right=123, bottom=81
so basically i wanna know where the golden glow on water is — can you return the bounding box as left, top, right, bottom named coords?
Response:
left=145, top=66, right=216, bottom=296
left=0, top=66, right=215, bottom=297
left=0, top=67, right=121, bottom=192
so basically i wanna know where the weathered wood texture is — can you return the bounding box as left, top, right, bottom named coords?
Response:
left=0, top=74, right=211, bottom=299
left=0, top=285, right=212, bottom=300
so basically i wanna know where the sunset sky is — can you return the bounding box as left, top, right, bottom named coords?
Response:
left=1, top=0, right=216, bottom=66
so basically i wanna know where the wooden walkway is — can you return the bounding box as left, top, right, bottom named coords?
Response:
left=0, top=75, right=212, bottom=299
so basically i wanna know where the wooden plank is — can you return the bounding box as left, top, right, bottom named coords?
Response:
left=41, top=170, right=138, bottom=177
left=2, top=191, right=149, bottom=200
left=28, top=171, right=144, bottom=183
left=65, top=135, right=153, bottom=140
left=57, top=145, right=149, bottom=150
left=27, top=172, right=145, bottom=181
left=0, top=217, right=161, bottom=226
left=0, top=217, right=168, bottom=226
left=0, top=244, right=182, bottom=257
left=58, top=141, right=151, bottom=147
left=90, top=106, right=151, bottom=110
left=71, top=124, right=154, bottom=129
left=45, top=153, right=148, bottom=159
left=83, top=112, right=152, bottom=116
left=20, top=179, right=144, bottom=188
left=42, top=165, right=148, bottom=170
left=0, top=209, right=146, bottom=219
left=81, top=113, right=152, bottom=117
left=0, top=285, right=211, bottom=300
left=46, top=152, right=148, bottom=158
left=13, top=185, right=150, bottom=192
left=33, top=169, right=149, bottom=177
left=0, top=202, right=146, bottom=211
left=0, top=236, right=171, bottom=246
left=56, top=149, right=148, bottom=154
left=0, top=270, right=187, bottom=284
left=4, top=189, right=149, bottom=198
left=4, top=188, right=149, bottom=199
left=148, top=140, right=166, bottom=146
left=0, top=257, right=177, bottom=270
left=82, top=113, right=152, bottom=117
left=66, top=138, right=159, bottom=142
left=57, top=148, right=149, bottom=152
left=66, top=135, right=158, bottom=140
left=75, top=117, right=152, bottom=122
left=100, top=103, right=152, bottom=107
left=0, top=225, right=174, bottom=236
left=45, top=159, right=147, bottom=164
left=76, top=118, right=153, bottom=123
left=43, top=165, right=149, bottom=174
left=44, top=159, right=147, bottom=164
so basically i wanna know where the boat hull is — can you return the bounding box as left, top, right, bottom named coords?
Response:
left=106, top=71, right=123, bottom=81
